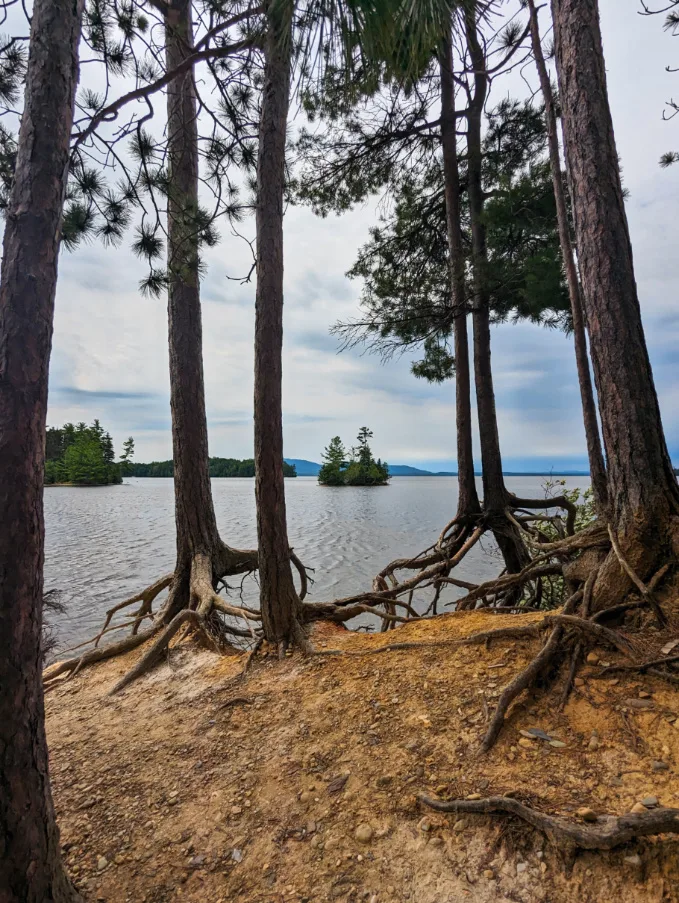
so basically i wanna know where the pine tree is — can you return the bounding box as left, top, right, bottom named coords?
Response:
left=318, top=436, right=348, bottom=485
left=0, top=0, right=85, bottom=896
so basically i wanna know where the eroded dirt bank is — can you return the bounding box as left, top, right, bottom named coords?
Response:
left=46, top=610, right=679, bottom=902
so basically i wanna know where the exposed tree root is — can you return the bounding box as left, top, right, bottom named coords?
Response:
left=44, top=626, right=159, bottom=686
left=418, top=795, right=679, bottom=851
left=607, top=526, right=668, bottom=627
left=481, top=624, right=564, bottom=753
left=45, top=544, right=262, bottom=690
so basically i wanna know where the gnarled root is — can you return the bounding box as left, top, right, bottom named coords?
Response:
left=45, top=543, right=262, bottom=690
left=418, top=795, right=679, bottom=851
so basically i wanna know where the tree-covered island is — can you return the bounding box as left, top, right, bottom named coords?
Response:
left=318, top=427, right=389, bottom=486
left=45, top=421, right=134, bottom=486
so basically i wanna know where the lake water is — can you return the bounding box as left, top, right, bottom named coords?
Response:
left=44, top=475, right=591, bottom=654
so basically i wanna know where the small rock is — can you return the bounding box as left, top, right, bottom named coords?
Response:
left=354, top=824, right=373, bottom=844
left=652, top=761, right=669, bottom=773
left=189, top=854, right=206, bottom=868
left=516, top=862, right=528, bottom=874
left=518, top=738, right=534, bottom=750
left=429, top=836, right=444, bottom=847
left=310, top=835, right=322, bottom=849
left=299, top=791, right=311, bottom=804
left=625, top=699, right=654, bottom=710
left=574, top=677, right=585, bottom=687
left=418, top=817, right=432, bottom=833
left=230, top=806, right=243, bottom=816
left=453, top=819, right=466, bottom=833
left=624, top=854, right=642, bottom=867
left=588, top=734, right=601, bottom=751
left=327, top=774, right=349, bottom=794
left=376, top=775, right=393, bottom=788
left=231, top=849, right=243, bottom=863
left=482, top=870, right=494, bottom=880
left=96, top=856, right=108, bottom=871
left=641, top=796, right=658, bottom=808
left=630, top=803, right=647, bottom=815
left=576, top=807, right=598, bottom=823
left=549, top=740, right=567, bottom=748
left=638, top=690, right=652, bottom=699
left=520, top=728, right=552, bottom=741
left=586, top=652, right=600, bottom=665
left=466, top=793, right=482, bottom=800
left=306, top=820, right=317, bottom=835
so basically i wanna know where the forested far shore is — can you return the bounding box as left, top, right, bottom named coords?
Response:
left=129, top=457, right=297, bottom=478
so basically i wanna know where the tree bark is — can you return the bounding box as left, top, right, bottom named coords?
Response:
left=254, top=0, right=305, bottom=648
left=0, top=0, right=84, bottom=899
left=551, top=0, right=679, bottom=596
left=464, top=8, right=530, bottom=573
left=438, top=30, right=481, bottom=522
left=526, top=0, right=608, bottom=515
left=164, top=0, right=257, bottom=622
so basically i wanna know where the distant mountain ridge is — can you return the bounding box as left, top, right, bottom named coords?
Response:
left=284, top=459, right=590, bottom=477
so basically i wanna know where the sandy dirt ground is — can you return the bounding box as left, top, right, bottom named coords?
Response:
left=46, top=607, right=679, bottom=903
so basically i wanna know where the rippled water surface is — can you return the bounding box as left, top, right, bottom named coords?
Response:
left=45, top=475, right=591, bottom=652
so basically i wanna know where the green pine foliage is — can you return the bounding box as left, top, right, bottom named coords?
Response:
left=318, top=436, right=349, bottom=485
left=318, top=427, right=389, bottom=486
left=44, top=421, right=129, bottom=486
left=333, top=100, right=572, bottom=378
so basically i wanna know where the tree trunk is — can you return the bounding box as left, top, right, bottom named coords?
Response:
left=164, top=0, right=257, bottom=622
left=165, top=0, right=221, bottom=608
left=527, top=0, right=608, bottom=515
left=551, top=0, right=679, bottom=599
left=254, top=1, right=305, bottom=649
left=0, top=0, right=84, bottom=899
left=464, top=9, right=530, bottom=573
left=438, top=31, right=480, bottom=523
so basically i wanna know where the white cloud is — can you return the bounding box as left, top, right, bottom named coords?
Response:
left=46, top=0, right=679, bottom=468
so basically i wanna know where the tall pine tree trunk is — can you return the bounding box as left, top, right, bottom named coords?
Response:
left=0, top=0, right=84, bottom=899
left=551, top=0, right=679, bottom=602
left=527, top=0, right=608, bottom=514
left=254, top=0, right=305, bottom=649
left=439, top=30, right=480, bottom=523
left=464, top=9, right=530, bottom=573
left=163, top=0, right=258, bottom=622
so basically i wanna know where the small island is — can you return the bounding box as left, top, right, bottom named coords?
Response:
left=318, top=427, right=389, bottom=486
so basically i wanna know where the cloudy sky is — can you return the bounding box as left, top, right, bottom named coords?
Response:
left=47, top=0, right=679, bottom=472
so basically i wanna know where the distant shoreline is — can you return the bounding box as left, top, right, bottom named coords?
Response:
left=121, top=471, right=592, bottom=479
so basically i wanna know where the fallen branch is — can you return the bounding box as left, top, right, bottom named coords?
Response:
left=418, top=795, right=679, bottom=850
